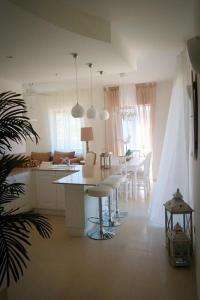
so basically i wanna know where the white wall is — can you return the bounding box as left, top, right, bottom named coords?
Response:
left=25, top=86, right=105, bottom=162
left=0, top=78, right=26, bottom=154
left=152, top=81, right=172, bottom=179
left=192, top=2, right=200, bottom=298
left=0, top=77, right=21, bottom=93
left=190, top=74, right=200, bottom=300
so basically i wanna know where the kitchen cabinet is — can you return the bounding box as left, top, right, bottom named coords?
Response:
left=35, top=171, right=56, bottom=210
left=5, top=171, right=32, bottom=213
left=35, top=170, right=70, bottom=211
left=4, top=169, right=74, bottom=214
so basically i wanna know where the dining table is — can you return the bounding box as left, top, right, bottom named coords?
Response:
left=112, top=155, right=146, bottom=172
left=112, top=155, right=146, bottom=193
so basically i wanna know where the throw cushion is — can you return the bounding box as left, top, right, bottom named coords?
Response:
left=69, top=157, right=82, bottom=164
left=53, top=151, right=75, bottom=164
left=31, top=152, right=51, bottom=162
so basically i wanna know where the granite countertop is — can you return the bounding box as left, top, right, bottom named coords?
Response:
left=54, top=165, right=120, bottom=186
left=9, top=165, right=80, bottom=176
left=36, top=164, right=79, bottom=172
left=9, top=165, right=117, bottom=185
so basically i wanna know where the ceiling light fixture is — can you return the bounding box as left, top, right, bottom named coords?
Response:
left=86, top=63, right=96, bottom=119
left=98, top=71, right=109, bottom=121
left=71, top=53, right=84, bottom=118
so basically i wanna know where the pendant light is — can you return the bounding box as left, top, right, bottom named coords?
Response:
left=98, top=70, right=110, bottom=120
left=86, top=63, right=96, bottom=119
left=71, top=53, right=84, bottom=118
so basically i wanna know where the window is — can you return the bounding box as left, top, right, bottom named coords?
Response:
left=50, top=110, right=83, bottom=154
left=137, top=104, right=152, bottom=151
left=122, top=104, right=152, bottom=154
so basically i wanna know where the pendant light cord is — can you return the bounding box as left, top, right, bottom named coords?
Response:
left=100, top=70, right=105, bottom=109
left=88, top=63, right=93, bottom=106
left=73, top=53, right=79, bottom=104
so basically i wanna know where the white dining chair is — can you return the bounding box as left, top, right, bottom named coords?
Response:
left=132, top=149, right=141, bottom=157
left=133, top=152, right=152, bottom=197
left=85, top=151, right=96, bottom=166
left=112, top=155, right=132, bottom=199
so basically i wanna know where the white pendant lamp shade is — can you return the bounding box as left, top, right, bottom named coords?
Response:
left=71, top=102, right=84, bottom=118
left=99, top=109, right=109, bottom=120
left=71, top=53, right=84, bottom=118
left=98, top=70, right=109, bottom=121
left=87, top=105, right=96, bottom=119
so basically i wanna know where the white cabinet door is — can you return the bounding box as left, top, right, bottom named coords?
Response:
left=14, top=172, right=32, bottom=212
left=35, top=170, right=73, bottom=211
left=35, top=171, right=57, bottom=209
left=54, top=171, right=67, bottom=210
left=4, top=171, right=32, bottom=213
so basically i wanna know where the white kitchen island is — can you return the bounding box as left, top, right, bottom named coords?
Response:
left=8, top=164, right=119, bottom=237
left=54, top=165, right=117, bottom=237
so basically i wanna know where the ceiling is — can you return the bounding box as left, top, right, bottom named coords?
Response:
left=0, top=0, right=195, bottom=91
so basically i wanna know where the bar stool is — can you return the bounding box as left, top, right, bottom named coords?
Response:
left=87, top=185, right=115, bottom=240
left=102, top=175, right=125, bottom=224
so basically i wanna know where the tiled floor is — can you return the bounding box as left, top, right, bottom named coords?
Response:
left=8, top=191, right=197, bottom=300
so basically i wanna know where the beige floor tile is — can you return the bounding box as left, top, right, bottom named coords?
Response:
left=8, top=191, right=197, bottom=300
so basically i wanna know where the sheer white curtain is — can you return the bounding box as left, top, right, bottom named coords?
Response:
left=136, top=83, right=156, bottom=153
left=136, top=104, right=152, bottom=151
left=120, top=84, right=138, bottom=151
left=105, top=86, right=124, bottom=156
left=50, top=110, right=82, bottom=153
left=119, top=83, right=155, bottom=154
left=150, top=51, right=190, bottom=227
left=48, top=92, right=84, bottom=154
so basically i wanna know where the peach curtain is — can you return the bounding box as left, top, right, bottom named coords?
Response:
left=135, top=83, right=156, bottom=151
left=104, top=86, right=124, bottom=156
left=136, top=82, right=156, bottom=105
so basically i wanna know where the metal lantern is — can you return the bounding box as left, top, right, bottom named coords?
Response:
left=100, top=152, right=112, bottom=169
left=164, top=188, right=194, bottom=253
left=167, top=223, right=191, bottom=267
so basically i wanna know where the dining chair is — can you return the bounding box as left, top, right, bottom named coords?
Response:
left=132, top=149, right=141, bottom=157
left=112, top=155, right=132, bottom=199
left=85, top=151, right=97, bottom=166
left=133, top=152, right=152, bottom=197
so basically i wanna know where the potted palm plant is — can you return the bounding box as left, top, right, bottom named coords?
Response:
left=0, top=92, right=52, bottom=298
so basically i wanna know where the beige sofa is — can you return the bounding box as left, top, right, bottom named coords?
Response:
left=30, top=151, right=84, bottom=166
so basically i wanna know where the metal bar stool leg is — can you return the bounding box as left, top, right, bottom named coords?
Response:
left=115, top=188, right=119, bottom=215
left=99, top=197, right=103, bottom=236
left=108, top=196, right=112, bottom=224
left=107, top=195, right=120, bottom=227
left=115, top=188, right=128, bottom=219
left=100, top=175, right=128, bottom=222
left=87, top=192, right=115, bottom=240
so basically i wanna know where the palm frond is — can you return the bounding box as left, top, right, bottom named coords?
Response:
left=0, top=92, right=39, bottom=154
left=0, top=91, right=52, bottom=288
left=0, top=212, right=52, bottom=286
left=0, top=155, right=28, bottom=186
left=0, top=182, right=25, bottom=206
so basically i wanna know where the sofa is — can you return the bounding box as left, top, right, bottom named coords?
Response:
left=29, top=151, right=84, bottom=166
